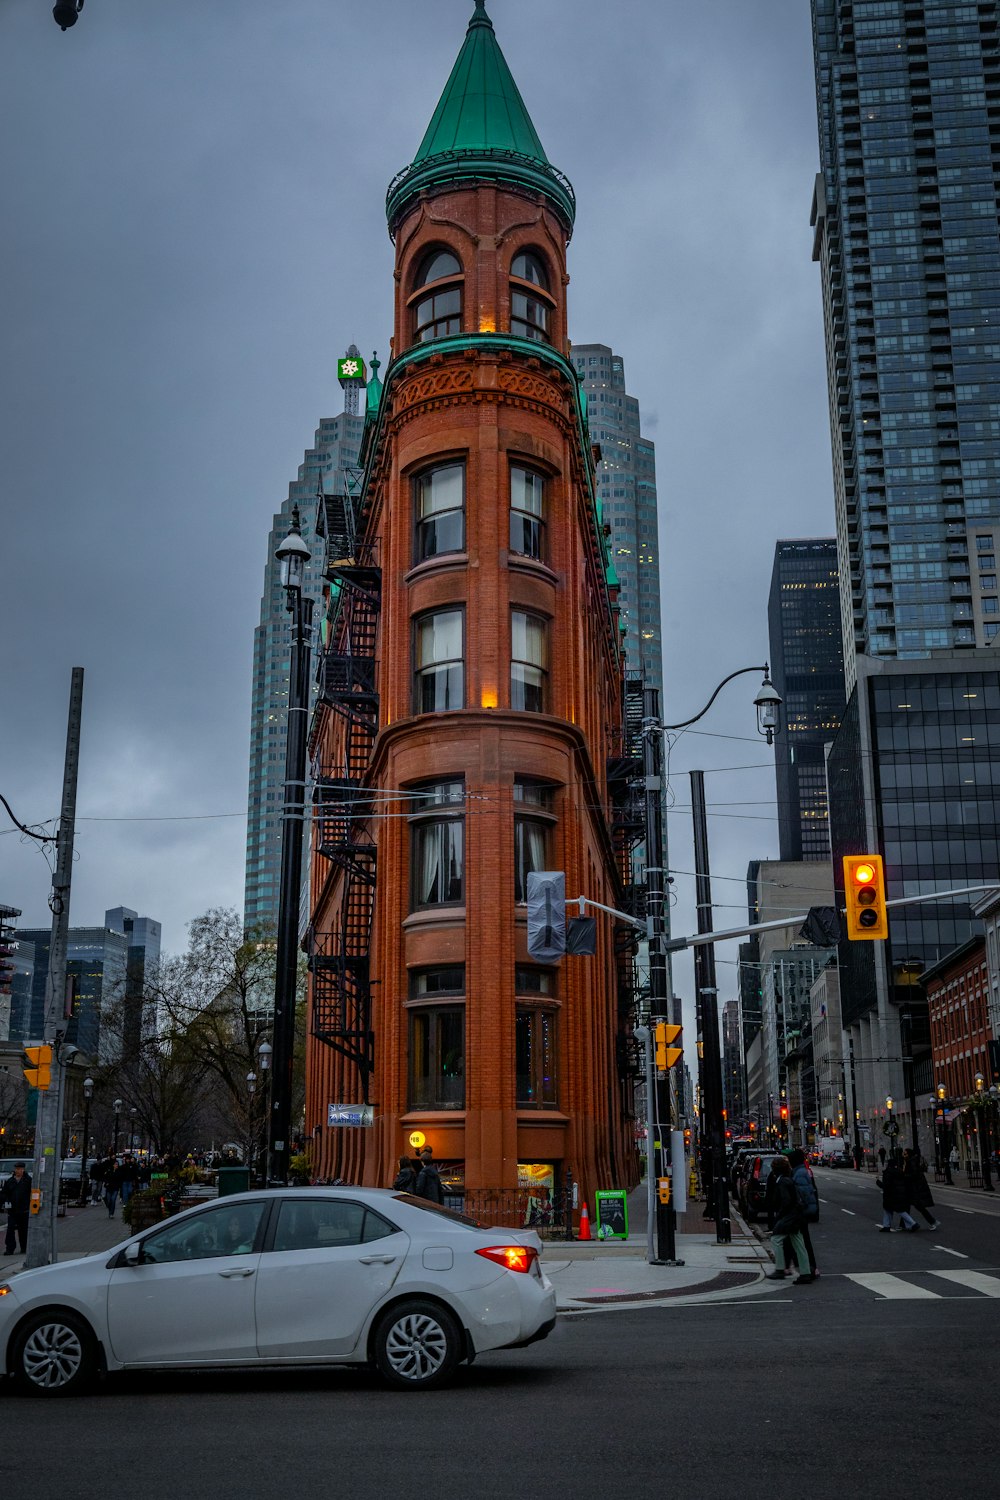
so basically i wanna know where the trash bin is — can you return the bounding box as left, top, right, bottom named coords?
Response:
left=217, top=1166, right=251, bottom=1196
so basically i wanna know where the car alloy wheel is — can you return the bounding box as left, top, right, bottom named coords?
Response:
left=13, top=1312, right=93, bottom=1396
left=374, top=1298, right=461, bottom=1390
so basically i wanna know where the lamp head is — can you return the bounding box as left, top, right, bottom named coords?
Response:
left=753, top=667, right=782, bottom=746
left=53, top=1, right=83, bottom=30
left=83, top=1076, right=94, bottom=1099
left=275, top=507, right=310, bottom=593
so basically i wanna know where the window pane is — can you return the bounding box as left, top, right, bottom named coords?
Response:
left=511, top=467, right=544, bottom=517
left=411, top=966, right=465, bottom=996
left=516, top=1009, right=557, bottom=1107
left=511, top=664, right=544, bottom=713
left=417, top=611, right=462, bottom=665
left=416, top=464, right=465, bottom=560
left=142, top=1202, right=266, bottom=1264
left=511, top=251, right=549, bottom=288
left=409, top=1006, right=465, bottom=1109
left=512, top=611, right=546, bottom=667
left=514, top=817, right=548, bottom=902
left=418, top=250, right=461, bottom=285
left=412, top=821, right=464, bottom=905
left=418, top=464, right=464, bottom=517
left=273, top=1199, right=366, bottom=1252
left=509, top=467, right=545, bottom=560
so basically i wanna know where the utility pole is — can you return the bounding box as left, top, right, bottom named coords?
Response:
left=642, top=689, right=680, bottom=1264
left=26, top=667, right=83, bottom=1269
left=691, top=769, right=731, bottom=1245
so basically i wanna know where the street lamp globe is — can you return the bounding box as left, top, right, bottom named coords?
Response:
left=753, top=669, right=782, bottom=746
left=258, top=1040, right=272, bottom=1073
left=247, top=1071, right=257, bottom=1096
left=83, top=1076, right=94, bottom=1100
left=275, top=511, right=310, bottom=593
left=885, top=1095, right=894, bottom=1112
left=936, top=1081, right=947, bottom=1102
left=976, top=1072, right=985, bottom=1093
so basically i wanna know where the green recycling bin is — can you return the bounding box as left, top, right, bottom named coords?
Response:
left=217, top=1166, right=250, bottom=1196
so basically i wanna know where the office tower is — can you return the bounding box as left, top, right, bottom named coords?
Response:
left=244, top=362, right=365, bottom=932
left=0, top=905, right=19, bottom=1042
left=14, top=925, right=121, bottom=1059
left=722, top=1000, right=746, bottom=1129
left=306, top=2, right=636, bottom=1199
left=104, top=907, right=161, bottom=1055
left=768, top=539, right=845, bottom=862
left=811, top=1, right=1000, bottom=1138
left=811, top=0, right=1000, bottom=683
left=570, top=345, right=662, bottom=689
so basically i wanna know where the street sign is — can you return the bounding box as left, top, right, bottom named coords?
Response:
left=327, top=1103, right=374, bottom=1127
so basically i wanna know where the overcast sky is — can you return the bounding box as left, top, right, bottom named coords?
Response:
left=0, top=0, right=831, bottom=1028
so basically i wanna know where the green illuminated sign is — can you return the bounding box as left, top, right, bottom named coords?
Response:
left=337, top=356, right=367, bottom=383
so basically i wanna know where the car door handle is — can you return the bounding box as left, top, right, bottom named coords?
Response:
left=359, top=1255, right=397, bottom=1265
left=218, top=1267, right=255, bottom=1278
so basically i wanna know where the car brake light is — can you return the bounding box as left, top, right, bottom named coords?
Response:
left=475, top=1245, right=538, bottom=1274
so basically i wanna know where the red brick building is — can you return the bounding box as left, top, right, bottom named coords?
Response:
left=304, top=3, right=639, bottom=1211
left=924, top=936, right=993, bottom=1100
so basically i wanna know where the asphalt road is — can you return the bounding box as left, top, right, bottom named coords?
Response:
left=4, top=1179, right=998, bottom=1500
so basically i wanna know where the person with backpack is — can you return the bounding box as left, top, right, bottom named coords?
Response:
left=766, top=1157, right=813, bottom=1284
left=414, top=1148, right=445, bottom=1205
left=393, top=1155, right=418, bottom=1192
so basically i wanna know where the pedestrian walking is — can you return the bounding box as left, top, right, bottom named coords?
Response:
left=766, top=1157, right=813, bottom=1284
left=878, top=1146, right=887, bottom=1169
left=89, top=1155, right=108, bottom=1205
left=853, top=1143, right=864, bottom=1172
left=392, top=1155, right=418, bottom=1192
left=876, top=1157, right=919, bottom=1231
left=902, top=1149, right=940, bottom=1230
left=104, top=1157, right=122, bottom=1218
left=786, top=1148, right=820, bottom=1277
left=2, top=1163, right=32, bottom=1257
left=949, top=1145, right=960, bottom=1174
left=764, top=1156, right=783, bottom=1230
left=414, top=1148, right=445, bottom=1205
left=119, top=1156, right=139, bottom=1209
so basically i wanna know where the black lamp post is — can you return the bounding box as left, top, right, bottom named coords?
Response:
left=974, top=1073, right=994, bottom=1191
left=664, top=665, right=782, bottom=1248
left=112, top=1098, right=122, bottom=1155
left=885, top=1094, right=899, bottom=1163
left=267, top=508, right=314, bottom=1186
left=935, top=1082, right=953, bottom=1184
left=81, top=1076, right=94, bottom=1203
left=258, top=1041, right=272, bottom=1186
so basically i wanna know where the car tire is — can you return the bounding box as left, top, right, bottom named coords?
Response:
left=10, top=1310, right=96, bottom=1397
left=372, top=1298, right=463, bottom=1391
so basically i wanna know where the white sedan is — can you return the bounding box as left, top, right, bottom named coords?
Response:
left=0, top=1188, right=557, bottom=1395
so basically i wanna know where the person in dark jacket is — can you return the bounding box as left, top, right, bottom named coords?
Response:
left=902, top=1149, right=940, bottom=1230
left=763, top=1158, right=783, bottom=1230
left=414, top=1149, right=445, bottom=1205
left=766, top=1157, right=813, bottom=1283
left=3, top=1163, right=32, bottom=1256
left=104, top=1157, right=122, bottom=1218
left=393, top=1155, right=418, bottom=1192
left=877, top=1158, right=918, bottom=1231
left=786, top=1148, right=820, bottom=1277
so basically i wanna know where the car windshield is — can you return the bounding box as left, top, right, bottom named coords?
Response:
left=391, top=1194, right=483, bottom=1229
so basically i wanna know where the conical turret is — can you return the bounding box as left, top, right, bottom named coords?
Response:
left=386, top=1, right=574, bottom=237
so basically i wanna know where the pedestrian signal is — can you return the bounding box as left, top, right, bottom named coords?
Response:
left=23, top=1044, right=53, bottom=1091
left=654, top=1022, right=683, bottom=1071
left=843, top=853, right=888, bottom=941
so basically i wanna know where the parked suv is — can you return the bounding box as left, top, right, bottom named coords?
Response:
left=739, top=1154, right=784, bottom=1222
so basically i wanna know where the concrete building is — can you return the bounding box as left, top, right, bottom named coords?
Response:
left=768, top=539, right=844, bottom=862
left=810, top=965, right=848, bottom=1141
left=721, top=999, right=746, bottom=1131
left=304, top=3, right=637, bottom=1207
left=244, top=366, right=365, bottom=933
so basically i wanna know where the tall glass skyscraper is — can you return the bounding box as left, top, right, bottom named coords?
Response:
left=244, top=359, right=365, bottom=932
left=811, top=0, right=1000, bottom=686
left=570, top=345, right=662, bottom=689
left=767, top=539, right=845, bottom=861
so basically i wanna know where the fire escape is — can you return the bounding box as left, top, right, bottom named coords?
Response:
left=310, top=470, right=380, bottom=1102
left=607, top=675, right=647, bottom=1083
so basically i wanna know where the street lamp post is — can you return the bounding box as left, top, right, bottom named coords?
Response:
left=129, top=1107, right=138, bottom=1155
left=112, top=1098, right=122, bottom=1156
left=267, top=509, right=314, bottom=1186
left=974, top=1073, right=994, bottom=1191
left=246, top=1072, right=257, bottom=1180
left=935, top=1083, right=953, bottom=1184
left=885, top=1094, right=898, bottom=1163
left=258, top=1042, right=272, bottom=1183
left=80, top=1077, right=94, bottom=1205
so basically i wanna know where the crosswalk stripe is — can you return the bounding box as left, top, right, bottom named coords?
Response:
left=845, top=1273, right=940, bottom=1299
left=929, top=1270, right=1000, bottom=1296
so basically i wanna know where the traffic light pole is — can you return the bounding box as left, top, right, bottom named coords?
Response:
left=691, top=770, right=731, bottom=1245
left=642, top=690, right=680, bottom=1265
left=26, top=667, right=83, bottom=1270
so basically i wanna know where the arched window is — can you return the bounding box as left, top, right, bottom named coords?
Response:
left=416, top=249, right=462, bottom=287
left=511, top=251, right=549, bottom=289
left=412, top=249, right=463, bottom=343
left=510, top=251, right=552, bottom=344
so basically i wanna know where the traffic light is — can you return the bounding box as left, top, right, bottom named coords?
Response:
left=526, top=871, right=566, bottom=962
left=654, top=1022, right=683, bottom=1072
left=843, top=853, right=888, bottom=941
left=23, top=1045, right=53, bottom=1091
left=780, top=1105, right=788, bottom=1122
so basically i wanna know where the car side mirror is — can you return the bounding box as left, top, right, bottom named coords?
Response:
left=124, top=1241, right=142, bottom=1266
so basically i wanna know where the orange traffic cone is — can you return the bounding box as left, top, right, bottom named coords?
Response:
left=578, top=1200, right=592, bottom=1241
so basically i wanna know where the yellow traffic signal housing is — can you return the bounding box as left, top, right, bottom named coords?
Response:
left=23, top=1044, right=53, bottom=1091
left=843, top=854, right=888, bottom=941
left=654, top=1022, right=683, bottom=1071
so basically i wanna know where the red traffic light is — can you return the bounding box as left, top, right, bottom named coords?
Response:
left=853, top=862, right=877, bottom=886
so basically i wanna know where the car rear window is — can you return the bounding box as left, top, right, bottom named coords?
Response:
left=755, top=1157, right=781, bottom=1177
left=392, top=1194, right=482, bottom=1229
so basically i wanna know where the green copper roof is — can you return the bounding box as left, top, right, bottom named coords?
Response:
left=414, top=3, right=547, bottom=165
left=386, top=2, right=575, bottom=236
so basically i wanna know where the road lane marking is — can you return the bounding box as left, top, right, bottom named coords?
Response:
left=930, top=1270, right=1000, bottom=1295
left=845, top=1273, right=939, bottom=1299
left=841, top=1208, right=856, bottom=1215
left=933, top=1245, right=969, bottom=1258
left=953, top=1207, right=975, bottom=1214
